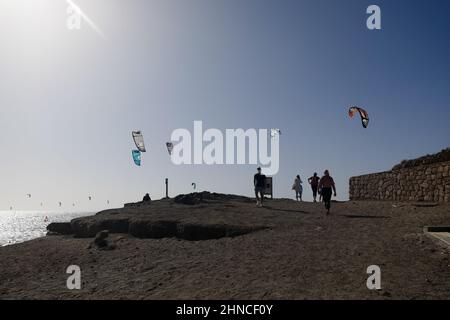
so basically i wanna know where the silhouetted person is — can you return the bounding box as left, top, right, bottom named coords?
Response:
left=318, top=170, right=337, bottom=215
left=142, top=193, right=151, bottom=202
left=292, top=175, right=303, bottom=201
left=254, top=167, right=266, bottom=207
left=308, top=172, right=320, bottom=202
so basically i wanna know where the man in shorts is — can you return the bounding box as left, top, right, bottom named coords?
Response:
left=254, top=167, right=266, bottom=207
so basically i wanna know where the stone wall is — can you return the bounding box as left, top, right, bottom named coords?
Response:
left=349, top=160, right=450, bottom=202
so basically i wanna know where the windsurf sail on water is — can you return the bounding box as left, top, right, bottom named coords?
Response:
left=132, top=131, right=146, bottom=152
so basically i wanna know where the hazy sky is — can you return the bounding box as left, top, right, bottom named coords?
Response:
left=1, top=0, right=449, bottom=210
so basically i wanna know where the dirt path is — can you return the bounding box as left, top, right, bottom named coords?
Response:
left=0, top=198, right=449, bottom=299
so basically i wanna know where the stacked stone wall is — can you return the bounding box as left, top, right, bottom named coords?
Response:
left=349, top=161, right=450, bottom=202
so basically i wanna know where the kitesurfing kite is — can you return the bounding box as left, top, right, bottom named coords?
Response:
left=192, top=183, right=197, bottom=190
left=166, top=142, right=174, bottom=155
left=26, top=194, right=31, bottom=198
left=88, top=196, right=92, bottom=201
left=132, top=150, right=141, bottom=166
left=132, top=131, right=146, bottom=152
left=270, top=129, right=281, bottom=138
left=58, top=202, right=62, bottom=207
left=348, top=106, right=369, bottom=128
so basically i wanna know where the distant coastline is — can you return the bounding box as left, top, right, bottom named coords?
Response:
left=0, top=211, right=93, bottom=247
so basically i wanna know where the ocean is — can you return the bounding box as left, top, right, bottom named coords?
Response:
left=0, top=211, right=93, bottom=246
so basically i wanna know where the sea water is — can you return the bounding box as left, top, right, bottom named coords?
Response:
left=0, top=211, right=93, bottom=246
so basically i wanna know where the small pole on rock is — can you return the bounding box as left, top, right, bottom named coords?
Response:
left=165, top=178, right=169, bottom=198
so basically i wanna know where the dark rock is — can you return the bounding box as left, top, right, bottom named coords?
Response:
left=413, top=203, right=439, bottom=208
left=130, top=220, right=265, bottom=241
left=129, top=220, right=178, bottom=239
left=94, top=239, right=108, bottom=248
left=55, top=192, right=265, bottom=242
left=177, top=223, right=227, bottom=241
left=174, top=191, right=251, bottom=205
left=174, top=193, right=204, bottom=205
left=125, top=192, right=252, bottom=208
left=96, top=230, right=109, bottom=240
left=46, top=222, right=73, bottom=235
left=124, top=201, right=152, bottom=209
left=94, top=230, right=109, bottom=248
left=71, top=218, right=101, bottom=238
left=176, top=223, right=264, bottom=241
left=101, top=218, right=130, bottom=233
left=90, top=230, right=117, bottom=250
left=71, top=217, right=130, bottom=238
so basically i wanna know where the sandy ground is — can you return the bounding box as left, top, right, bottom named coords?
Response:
left=0, top=197, right=449, bottom=300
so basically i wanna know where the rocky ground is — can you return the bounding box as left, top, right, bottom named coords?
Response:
left=0, top=193, right=449, bottom=300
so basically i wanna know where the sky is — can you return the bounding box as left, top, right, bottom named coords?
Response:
left=0, top=0, right=449, bottom=211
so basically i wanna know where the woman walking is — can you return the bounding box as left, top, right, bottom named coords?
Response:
left=308, top=172, right=320, bottom=202
left=292, top=175, right=303, bottom=201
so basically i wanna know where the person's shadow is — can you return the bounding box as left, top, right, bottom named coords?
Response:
left=341, top=214, right=389, bottom=219
left=263, top=206, right=310, bottom=214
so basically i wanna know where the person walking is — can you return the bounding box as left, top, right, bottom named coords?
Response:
left=308, top=173, right=320, bottom=202
left=318, top=170, right=337, bottom=215
left=292, top=175, right=303, bottom=201
left=254, top=167, right=266, bottom=207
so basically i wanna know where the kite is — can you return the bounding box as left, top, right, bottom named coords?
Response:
left=88, top=196, right=92, bottom=201
left=132, top=131, right=146, bottom=152
left=26, top=194, right=31, bottom=198
left=348, top=106, right=369, bottom=128
left=270, top=129, right=281, bottom=138
left=192, top=182, right=197, bottom=190
left=166, top=142, right=174, bottom=155
left=132, top=150, right=142, bottom=166
left=58, top=202, right=62, bottom=207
